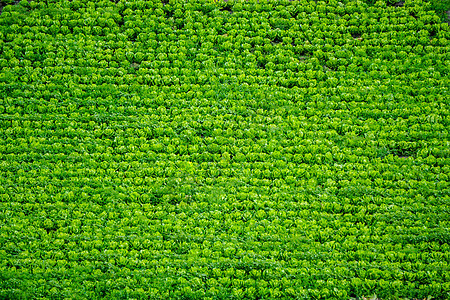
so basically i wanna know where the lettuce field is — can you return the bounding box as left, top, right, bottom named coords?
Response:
left=0, top=0, right=449, bottom=299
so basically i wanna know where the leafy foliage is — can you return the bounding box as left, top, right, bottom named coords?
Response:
left=0, top=0, right=449, bottom=299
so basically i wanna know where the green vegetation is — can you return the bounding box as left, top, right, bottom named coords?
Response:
left=0, top=0, right=449, bottom=299
left=427, top=0, right=450, bottom=23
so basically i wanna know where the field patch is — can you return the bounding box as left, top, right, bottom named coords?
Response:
left=0, top=0, right=449, bottom=299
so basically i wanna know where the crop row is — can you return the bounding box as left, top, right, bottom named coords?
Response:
left=0, top=0, right=449, bottom=299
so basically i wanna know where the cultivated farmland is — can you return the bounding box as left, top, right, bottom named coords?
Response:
left=0, top=0, right=449, bottom=299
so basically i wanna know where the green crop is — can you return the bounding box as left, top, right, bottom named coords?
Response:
left=0, top=0, right=449, bottom=299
